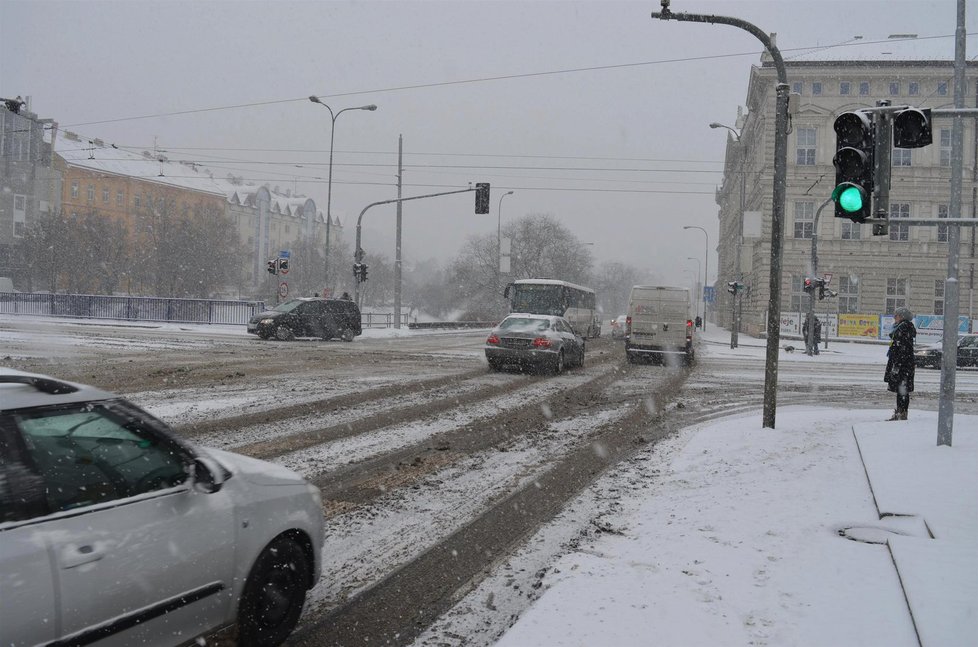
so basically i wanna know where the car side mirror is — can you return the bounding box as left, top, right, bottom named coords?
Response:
left=193, top=456, right=226, bottom=494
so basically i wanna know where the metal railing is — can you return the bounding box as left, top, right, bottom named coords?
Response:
left=0, top=292, right=418, bottom=329
left=0, top=292, right=265, bottom=325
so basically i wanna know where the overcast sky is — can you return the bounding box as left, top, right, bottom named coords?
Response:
left=2, top=0, right=973, bottom=290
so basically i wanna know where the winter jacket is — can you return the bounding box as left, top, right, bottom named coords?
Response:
left=884, top=319, right=917, bottom=393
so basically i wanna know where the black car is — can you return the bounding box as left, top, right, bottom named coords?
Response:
left=914, top=333, right=978, bottom=368
left=247, top=297, right=362, bottom=341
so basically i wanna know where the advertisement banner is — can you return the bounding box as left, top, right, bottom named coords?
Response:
left=881, top=314, right=970, bottom=344
left=817, top=313, right=838, bottom=338
left=779, top=312, right=801, bottom=335
left=838, top=314, right=879, bottom=338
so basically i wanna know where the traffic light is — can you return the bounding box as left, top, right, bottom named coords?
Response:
left=360, top=264, right=368, bottom=282
left=278, top=258, right=289, bottom=273
left=352, top=263, right=361, bottom=280
left=893, top=108, right=932, bottom=148
left=727, top=281, right=738, bottom=294
left=266, top=259, right=278, bottom=275
left=803, top=278, right=815, bottom=294
left=475, top=183, right=490, bottom=214
left=832, top=111, right=875, bottom=223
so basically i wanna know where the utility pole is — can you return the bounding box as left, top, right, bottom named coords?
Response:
left=394, top=135, right=403, bottom=329
left=653, top=2, right=790, bottom=428
left=938, top=0, right=967, bottom=446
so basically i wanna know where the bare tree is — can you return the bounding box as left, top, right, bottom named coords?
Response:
left=590, top=261, right=655, bottom=317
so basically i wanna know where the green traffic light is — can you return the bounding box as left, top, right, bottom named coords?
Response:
left=838, top=185, right=864, bottom=212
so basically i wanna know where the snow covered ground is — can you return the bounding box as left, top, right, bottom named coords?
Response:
left=422, top=327, right=977, bottom=647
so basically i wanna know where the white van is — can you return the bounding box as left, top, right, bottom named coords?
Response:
left=625, top=285, right=694, bottom=365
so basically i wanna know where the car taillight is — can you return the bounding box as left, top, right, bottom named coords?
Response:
left=532, top=337, right=552, bottom=348
left=687, top=319, right=693, bottom=328
left=625, top=315, right=632, bottom=335
left=487, top=334, right=500, bottom=345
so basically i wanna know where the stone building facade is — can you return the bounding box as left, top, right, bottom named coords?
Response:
left=714, top=37, right=978, bottom=336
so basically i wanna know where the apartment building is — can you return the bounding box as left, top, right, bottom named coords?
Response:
left=0, top=99, right=60, bottom=284
left=714, top=35, right=978, bottom=336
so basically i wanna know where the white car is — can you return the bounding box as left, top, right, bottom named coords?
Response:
left=0, top=369, right=323, bottom=647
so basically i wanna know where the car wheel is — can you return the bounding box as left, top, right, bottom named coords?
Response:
left=238, top=536, right=310, bottom=647
left=626, top=351, right=637, bottom=364
left=340, top=327, right=355, bottom=342
left=275, top=326, right=295, bottom=342
left=487, top=358, right=501, bottom=372
left=552, top=350, right=565, bottom=375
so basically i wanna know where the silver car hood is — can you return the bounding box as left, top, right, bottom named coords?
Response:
left=203, top=447, right=308, bottom=487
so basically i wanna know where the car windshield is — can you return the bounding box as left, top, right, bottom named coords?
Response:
left=500, top=318, right=550, bottom=333
left=272, top=299, right=304, bottom=313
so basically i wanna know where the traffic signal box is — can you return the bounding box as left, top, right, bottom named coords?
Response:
left=893, top=108, right=932, bottom=148
left=475, top=183, right=490, bottom=214
left=832, top=111, right=875, bottom=223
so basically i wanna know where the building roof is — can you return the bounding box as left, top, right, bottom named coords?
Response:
left=781, top=33, right=978, bottom=64
left=55, top=129, right=331, bottom=224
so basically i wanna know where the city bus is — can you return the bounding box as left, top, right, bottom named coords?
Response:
left=503, top=278, right=599, bottom=338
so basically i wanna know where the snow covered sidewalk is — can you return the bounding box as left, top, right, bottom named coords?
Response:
left=495, top=408, right=978, bottom=647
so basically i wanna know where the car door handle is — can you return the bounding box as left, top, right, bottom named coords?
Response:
left=60, top=542, right=106, bottom=569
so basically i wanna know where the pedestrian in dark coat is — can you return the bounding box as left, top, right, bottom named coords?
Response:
left=884, top=306, right=916, bottom=420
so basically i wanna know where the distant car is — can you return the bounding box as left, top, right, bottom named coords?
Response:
left=0, top=368, right=323, bottom=647
left=610, top=314, right=628, bottom=339
left=248, top=297, right=361, bottom=341
left=914, top=333, right=978, bottom=368
left=485, top=313, right=585, bottom=374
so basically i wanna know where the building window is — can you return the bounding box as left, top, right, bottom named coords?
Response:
left=70, top=181, right=79, bottom=199
left=87, top=185, right=95, bottom=202
left=793, top=201, right=814, bottom=238
left=889, top=203, right=911, bottom=241
left=812, top=82, right=822, bottom=96
left=796, top=127, right=816, bottom=166
left=934, top=279, right=945, bottom=316
left=938, top=204, right=949, bottom=242
left=790, top=275, right=807, bottom=312
left=841, top=220, right=861, bottom=240
left=792, top=81, right=803, bottom=94
left=837, top=276, right=859, bottom=314
left=102, top=187, right=110, bottom=203
left=134, top=194, right=141, bottom=208
left=889, top=82, right=900, bottom=96
left=116, top=190, right=124, bottom=206
left=885, top=278, right=908, bottom=314
left=859, top=81, right=870, bottom=96
left=908, top=81, right=919, bottom=96
left=840, top=81, right=851, bottom=96
left=892, top=148, right=912, bottom=167
left=13, top=194, right=27, bottom=238
left=938, top=81, right=949, bottom=96
left=940, top=128, right=952, bottom=167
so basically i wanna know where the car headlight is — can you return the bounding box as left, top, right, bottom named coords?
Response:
left=260, top=318, right=275, bottom=325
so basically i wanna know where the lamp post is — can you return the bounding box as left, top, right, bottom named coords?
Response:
left=309, top=96, right=377, bottom=293
left=683, top=225, right=709, bottom=331
left=710, top=121, right=745, bottom=346
left=686, top=257, right=702, bottom=322
left=496, top=190, right=514, bottom=296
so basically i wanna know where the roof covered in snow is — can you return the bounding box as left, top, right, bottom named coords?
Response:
left=781, top=33, right=978, bottom=64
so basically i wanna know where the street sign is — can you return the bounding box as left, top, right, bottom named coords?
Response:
left=278, top=282, right=289, bottom=298
left=823, top=272, right=832, bottom=284
left=279, top=250, right=291, bottom=258
left=704, top=286, right=715, bottom=304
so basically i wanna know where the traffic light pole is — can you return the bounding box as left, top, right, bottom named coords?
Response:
left=807, top=198, right=832, bottom=356
left=652, top=3, right=791, bottom=428
left=353, top=186, right=477, bottom=306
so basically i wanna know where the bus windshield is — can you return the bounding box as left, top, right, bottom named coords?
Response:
left=511, top=284, right=565, bottom=316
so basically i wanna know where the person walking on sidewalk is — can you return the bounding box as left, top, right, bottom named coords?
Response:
left=884, top=307, right=916, bottom=420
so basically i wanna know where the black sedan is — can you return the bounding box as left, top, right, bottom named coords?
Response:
left=247, top=297, right=362, bottom=341
left=485, top=314, right=585, bottom=374
left=914, top=333, right=978, bottom=368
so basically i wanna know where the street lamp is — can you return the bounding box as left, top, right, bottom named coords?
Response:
left=309, top=96, right=378, bottom=292
left=683, top=225, right=709, bottom=331
left=711, top=121, right=745, bottom=347
left=686, top=256, right=702, bottom=322
left=496, top=190, right=514, bottom=295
